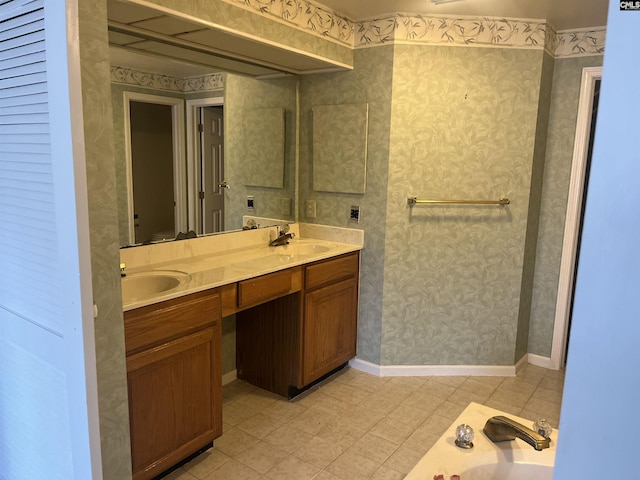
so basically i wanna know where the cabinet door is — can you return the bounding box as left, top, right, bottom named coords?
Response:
left=127, top=327, right=221, bottom=480
left=303, top=277, right=358, bottom=385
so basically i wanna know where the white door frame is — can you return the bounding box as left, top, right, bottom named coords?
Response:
left=186, top=97, right=224, bottom=234
left=123, top=92, right=186, bottom=243
left=550, top=66, right=603, bottom=369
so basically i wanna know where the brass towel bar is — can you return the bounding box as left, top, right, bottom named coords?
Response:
left=407, top=196, right=510, bottom=206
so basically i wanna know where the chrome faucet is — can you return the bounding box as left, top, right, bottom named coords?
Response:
left=269, top=224, right=295, bottom=247
left=483, top=416, right=550, bottom=451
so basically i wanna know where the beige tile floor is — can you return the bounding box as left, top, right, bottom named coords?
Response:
left=165, top=364, right=564, bottom=480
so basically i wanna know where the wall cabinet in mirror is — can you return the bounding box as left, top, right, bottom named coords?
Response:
left=238, top=107, right=286, bottom=188
left=312, top=103, right=368, bottom=194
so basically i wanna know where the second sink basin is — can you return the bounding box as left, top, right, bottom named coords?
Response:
left=275, top=243, right=330, bottom=257
left=122, top=270, right=190, bottom=303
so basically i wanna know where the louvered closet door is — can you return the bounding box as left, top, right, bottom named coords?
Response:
left=0, top=1, right=100, bottom=479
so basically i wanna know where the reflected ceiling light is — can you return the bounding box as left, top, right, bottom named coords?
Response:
left=431, top=0, right=465, bottom=4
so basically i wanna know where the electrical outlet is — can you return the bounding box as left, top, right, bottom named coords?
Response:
left=246, top=195, right=255, bottom=211
left=281, top=198, right=291, bottom=215
left=350, top=205, right=360, bottom=223
left=306, top=200, right=317, bottom=218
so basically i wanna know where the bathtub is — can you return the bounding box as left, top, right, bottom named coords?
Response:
left=405, top=402, right=557, bottom=480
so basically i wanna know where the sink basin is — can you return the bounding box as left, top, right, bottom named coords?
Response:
left=275, top=243, right=330, bottom=257
left=121, top=270, right=190, bottom=302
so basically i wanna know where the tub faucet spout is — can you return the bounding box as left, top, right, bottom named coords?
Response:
left=483, top=416, right=550, bottom=451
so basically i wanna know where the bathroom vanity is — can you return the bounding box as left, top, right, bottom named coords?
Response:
left=120, top=225, right=362, bottom=480
left=235, top=251, right=359, bottom=397
left=124, top=289, right=222, bottom=480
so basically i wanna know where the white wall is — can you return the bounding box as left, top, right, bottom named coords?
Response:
left=554, top=3, right=640, bottom=477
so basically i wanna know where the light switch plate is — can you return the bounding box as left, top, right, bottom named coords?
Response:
left=350, top=205, right=360, bottom=223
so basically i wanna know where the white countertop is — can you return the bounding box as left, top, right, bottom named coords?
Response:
left=120, top=224, right=363, bottom=311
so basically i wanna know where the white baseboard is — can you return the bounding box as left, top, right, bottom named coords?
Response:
left=222, top=369, right=237, bottom=386
left=228, top=356, right=553, bottom=385
left=349, top=358, right=517, bottom=377
left=527, top=353, right=552, bottom=369
left=349, top=354, right=555, bottom=377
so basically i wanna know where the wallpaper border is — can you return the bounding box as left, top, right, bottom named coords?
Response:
left=357, top=15, right=548, bottom=50
left=218, top=0, right=606, bottom=57
left=554, top=27, right=606, bottom=58
left=356, top=16, right=606, bottom=57
left=110, top=66, right=225, bottom=93
left=221, top=0, right=355, bottom=47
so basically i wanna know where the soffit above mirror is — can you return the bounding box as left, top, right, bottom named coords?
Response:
left=107, top=0, right=351, bottom=77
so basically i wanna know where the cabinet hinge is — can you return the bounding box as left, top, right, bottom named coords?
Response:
left=198, top=123, right=204, bottom=132
left=199, top=191, right=205, bottom=200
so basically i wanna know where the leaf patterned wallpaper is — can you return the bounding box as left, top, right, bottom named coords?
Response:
left=237, top=107, right=286, bottom=188
left=312, top=103, right=368, bottom=194
left=80, top=1, right=132, bottom=478
left=381, top=46, right=546, bottom=366
left=300, top=38, right=604, bottom=367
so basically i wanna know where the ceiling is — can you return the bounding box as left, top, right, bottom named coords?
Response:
left=318, top=0, right=610, bottom=30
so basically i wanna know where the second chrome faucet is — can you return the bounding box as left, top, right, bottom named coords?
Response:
left=269, top=224, right=295, bottom=247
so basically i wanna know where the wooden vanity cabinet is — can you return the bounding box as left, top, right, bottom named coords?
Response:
left=236, top=252, right=359, bottom=397
left=302, top=252, right=359, bottom=386
left=124, top=289, right=222, bottom=480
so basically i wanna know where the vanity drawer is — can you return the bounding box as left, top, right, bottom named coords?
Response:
left=124, top=289, right=220, bottom=355
left=221, top=283, right=238, bottom=317
left=305, top=252, right=359, bottom=290
left=237, top=267, right=302, bottom=310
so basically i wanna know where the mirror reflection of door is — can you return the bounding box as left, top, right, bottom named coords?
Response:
left=130, top=101, right=176, bottom=244
left=200, top=106, right=225, bottom=234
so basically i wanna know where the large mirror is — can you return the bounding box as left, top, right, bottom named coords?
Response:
left=111, top=58, right=298, bottom=246
left=107, top=3, right=300, bottom=247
